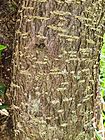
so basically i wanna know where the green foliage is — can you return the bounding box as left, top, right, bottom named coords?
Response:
left=102, top=111, right=105, bottom=126
left=0, top=83, right=6, bottom=97
left=0, top=103, right=9, bottom=110
left=99, top=34, right=105, bottom=139
left=0, top=44, right=7, bottom=57
left=0, top=83, right=7, bottom=110
left=95, top=129, right=103, bottom=140
left=0, top=45, right=8, bottom=111
left=100, top=34, right=105, bottom=100
left=8, top=2, right=17, bottom=12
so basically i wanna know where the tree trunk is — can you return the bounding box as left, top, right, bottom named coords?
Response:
left=10, top=0, right=105, bottom=140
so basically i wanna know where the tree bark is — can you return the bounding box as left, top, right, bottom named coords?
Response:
left=9, top=0, right=105, bottom=140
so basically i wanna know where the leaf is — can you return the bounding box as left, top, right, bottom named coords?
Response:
left=0, top=104, right=9, bottom=110
left=95, top=129, right=103, bottom=140
left=0, top=44, right=7, bottom=57
left=100, top=33, right=105, bottom=102
left=0, top=83, right=6, bottom=96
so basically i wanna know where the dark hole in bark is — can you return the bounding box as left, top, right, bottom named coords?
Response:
left=35, top=43, right=45, bottom=49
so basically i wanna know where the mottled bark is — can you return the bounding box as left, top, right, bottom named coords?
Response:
left=10, top=0, right=105, bottom=140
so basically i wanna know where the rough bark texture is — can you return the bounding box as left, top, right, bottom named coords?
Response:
left=9, top=0, right=105, bottom=140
